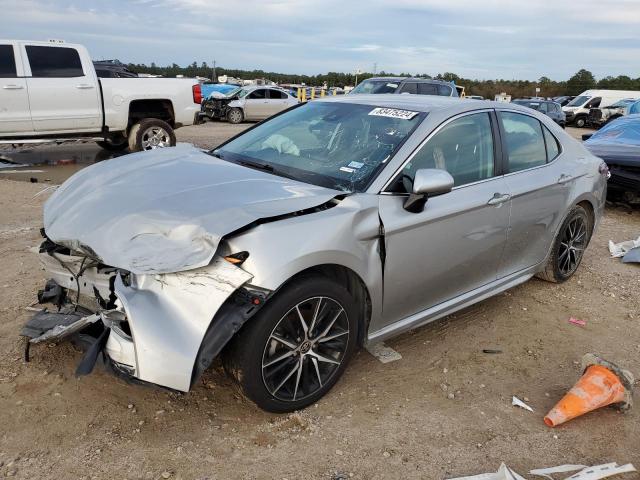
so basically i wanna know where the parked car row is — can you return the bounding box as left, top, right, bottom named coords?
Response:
left=562, top=89, right=640, bottom=128
left=512, top=99, right=566, bottom=127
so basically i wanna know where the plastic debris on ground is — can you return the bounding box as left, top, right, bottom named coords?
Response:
left=365, top=342, right=402, bottom=363
left=608, top=236, right=640, bottom=258
left=449, top=463, right=635, bottom=480
left=529, top=464, right=587, bottom=479
left=621, top=246, right=640, bottom=264
left=544, top=353, right=634, bottom=427
left=568, top=317, right=586, bottom=327
left=512, top=396, right=534, bottom=412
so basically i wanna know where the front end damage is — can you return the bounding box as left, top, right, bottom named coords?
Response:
left=22, top=234, right=265, bottom=392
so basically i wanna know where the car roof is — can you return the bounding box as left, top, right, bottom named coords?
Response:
left=315, top=94, right=539, bottom=115
left=363, top=77, right=452, bottom=85
left=513, top=99, right=561, bottom=105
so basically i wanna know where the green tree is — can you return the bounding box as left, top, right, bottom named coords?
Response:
left=566, top=69, right=596, bottom=95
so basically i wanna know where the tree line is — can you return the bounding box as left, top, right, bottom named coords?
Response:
left=125, top=62, right=640, bottom=99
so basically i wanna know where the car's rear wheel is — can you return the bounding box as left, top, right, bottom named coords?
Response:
left=537, top=205, right=592, bottom=283
left=128, top=118, right=176, bottom=152
left=223, top=275, right=358, bottom=412
left=227, top=108, right=244, bottom=124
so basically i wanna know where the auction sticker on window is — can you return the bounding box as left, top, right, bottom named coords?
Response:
left=368, top=107, right=419, bottom=120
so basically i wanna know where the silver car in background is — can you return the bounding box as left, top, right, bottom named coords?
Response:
left=226, top=86, right=299, bottom=123
left=25, top=95, right=607, bottom=412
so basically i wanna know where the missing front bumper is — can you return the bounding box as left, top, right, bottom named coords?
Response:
left=25, top=245, right=255, bottom=392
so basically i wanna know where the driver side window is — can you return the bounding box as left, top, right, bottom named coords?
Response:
left=585, top=97, right=601, bottom=108
left=400, top=112, right=495, bottom=188
left=247, top=89, right=266, bottom=99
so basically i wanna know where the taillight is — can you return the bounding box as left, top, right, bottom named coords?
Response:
left=599, top=162, right=610, bottom=179
left=192, top=84, right=202, bottom=104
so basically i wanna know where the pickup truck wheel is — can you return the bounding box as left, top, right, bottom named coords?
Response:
left=96, top=136, right=129, bottom=151
left=128, top=118, right=176, bottom=152
left=227, top=108, right=244, bottom=124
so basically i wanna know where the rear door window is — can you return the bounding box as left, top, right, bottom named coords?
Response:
left=268, top=89, right=287, bottom=99
left=499, top=111, right=547, bottom=172
left=0, top=45, right=17, bottom=77
left=26, top=45, right=84, bottom=77
left=418, top=83, right=438, bottom=95
left=399, top=82, right=418, bottom=94
left=543, top=125, right=560, bottom=161
left=437, top=84, right=452, bottom=96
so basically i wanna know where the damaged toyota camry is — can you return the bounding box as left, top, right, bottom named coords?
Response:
left=24, top=95, right=607, bottom=412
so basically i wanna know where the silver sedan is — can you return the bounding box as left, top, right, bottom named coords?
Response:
left=25, top=95, right=607, bottom=412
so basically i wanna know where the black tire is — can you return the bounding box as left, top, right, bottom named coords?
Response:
left=574, top=116, right=587, bottom=128
left=227, top=108, right=244, bottom=124
left=223, top=275, right=359, bottom=412
left=128, top=118, right=176, bottom=152
left=96, top=136, right=129, bottom=151
left=537, top=205, right=593, bottom=283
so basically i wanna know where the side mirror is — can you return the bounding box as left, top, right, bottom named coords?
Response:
left=403, top=168, right=454, bottom=213
left=582, top=134, right=592, bottom=141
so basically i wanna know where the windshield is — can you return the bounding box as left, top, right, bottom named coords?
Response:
left=350, top=80, right=400, bottom=94
left=235, top=88, right=250, bottom=98
left=214, top=102, right=424, bottom=192
left=566, top=95, right=590, bottom=107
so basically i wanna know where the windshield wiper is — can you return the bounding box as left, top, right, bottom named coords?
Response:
left=236, top=159, right=298, bottom=181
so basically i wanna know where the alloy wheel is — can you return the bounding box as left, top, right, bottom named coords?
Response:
left=228, top=110, right=242, bottom=123
left=141, top=126, right=171, bottom=150
left=261, top=296, right=349, bottom=402
left=558, top=216, right=587, bottom=276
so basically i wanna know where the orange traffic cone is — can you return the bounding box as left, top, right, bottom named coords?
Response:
left=544, top=353, right=634, bottom=427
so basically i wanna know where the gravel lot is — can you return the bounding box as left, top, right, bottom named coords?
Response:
left=1, top=122, right=639, bottom=479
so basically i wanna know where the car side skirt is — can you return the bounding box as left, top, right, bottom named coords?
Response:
left=367, top=264, right=541, bottom=344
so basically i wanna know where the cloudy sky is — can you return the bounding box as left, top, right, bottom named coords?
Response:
left=1, top=0, right=639, bottom=80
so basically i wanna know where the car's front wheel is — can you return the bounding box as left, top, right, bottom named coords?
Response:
left=537, top=205, right=592, bottom=283
left=227, top=108, right=244, bottom=124
left=223, top=275, right=358, bottom=412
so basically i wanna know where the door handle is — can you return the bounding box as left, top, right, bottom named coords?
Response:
left=487, top=193, right=511, bottom=205
left=2, top=84, right=24, bottom=90
left=557, top=174, right=572, bottom=184
left=76, top=84, right=94, bottom=89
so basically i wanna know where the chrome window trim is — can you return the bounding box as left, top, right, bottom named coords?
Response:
left=379, top=108, right=496, bottom=193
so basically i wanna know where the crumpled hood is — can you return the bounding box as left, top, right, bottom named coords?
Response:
left=44, top=145, right=340, bottom=274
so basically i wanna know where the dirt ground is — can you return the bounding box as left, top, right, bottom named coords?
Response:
left=1, top=123, right=639, bottom=479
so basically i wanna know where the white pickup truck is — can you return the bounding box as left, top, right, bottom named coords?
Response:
left=0, top=40, right=202, bottom=151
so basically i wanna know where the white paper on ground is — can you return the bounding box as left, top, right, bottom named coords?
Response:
left=564, top=463, right=636, bottom=480
left=448, top=463, right=527, bottom=480
left=512, top=396, right=534, bottom=412
left=529, top=464, right=587, bottom=479
left=608, top=237, right=640, bottom=257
